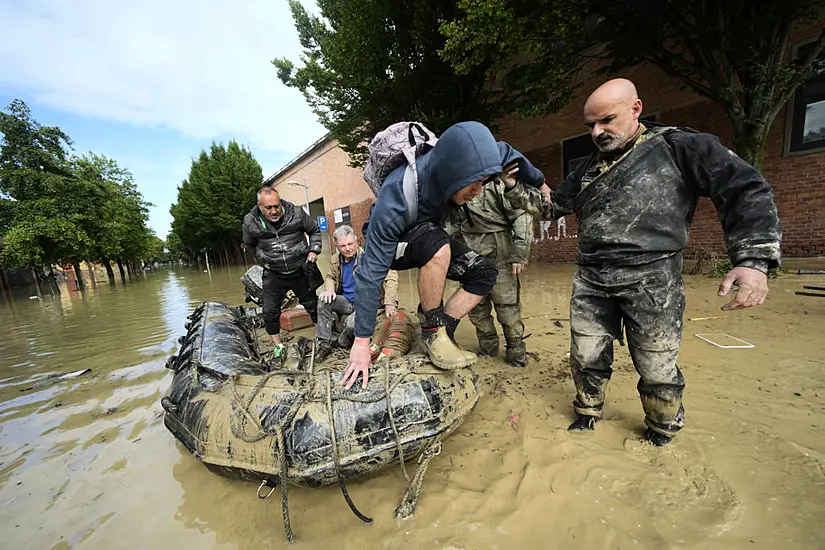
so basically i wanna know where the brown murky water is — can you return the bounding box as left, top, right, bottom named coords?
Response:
left=1, top=263, right=824, bottom=549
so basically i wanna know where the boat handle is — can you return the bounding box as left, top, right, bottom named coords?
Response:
left=257, top=480, right=276, bottom=499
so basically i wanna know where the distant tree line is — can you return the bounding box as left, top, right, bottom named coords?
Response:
left=0, top=99, right=163, bottom=294
left=168, top=141, right=263, bottom=267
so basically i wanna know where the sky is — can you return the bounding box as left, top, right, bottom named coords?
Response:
left=0, top=0, right=326, bottom=239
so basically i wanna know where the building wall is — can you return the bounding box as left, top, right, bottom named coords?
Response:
left=269, top=140, right=376, bottom=250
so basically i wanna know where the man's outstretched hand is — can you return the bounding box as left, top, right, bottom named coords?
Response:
left=341, top=337, right=372, bottom=389
left=718, top=266, right=769, bottom=310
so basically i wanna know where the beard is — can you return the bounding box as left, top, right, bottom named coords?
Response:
left=593, top=131, right=626, bottom=153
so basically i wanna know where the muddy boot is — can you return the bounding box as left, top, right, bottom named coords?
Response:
left=422, top=327, right=477, bottom=369
left=644, top=428, right=673, bottom=447
left=568, top=414, right=599, bottom=432
left=445, top=315, right=460, bottom=343
left=419, top=306, right=476, bottom=369
left=314, top=340, right=333, bottom=363
left=477, top=337, right=499, bottom=357
left=504, top=339, right=528, bottom=368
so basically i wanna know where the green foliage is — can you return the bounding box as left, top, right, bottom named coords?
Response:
left=169, top=141, right=262, bottom=260
left=442, top=0, right=825, bottom=167
left=0, top=99, right=157, bottom=273
left=273, top=0, right=501, bottom=165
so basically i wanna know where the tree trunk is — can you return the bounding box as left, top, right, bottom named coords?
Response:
left=31, top=267, right=42, bottom=298
left=117, top=260, right=128, bottom=284
left=48, top=265, right=60, bottom=295
left=72, top=262, right=85, bottom=291
left=102, top=259, right=116, bottom=285
left=0, top=267, right=9, bottom=290
left=729, top=117, right=771, bottom=170
left=86, top=262, right=98, bottom=289
left=127, top=261, right=136, bottom=279
left=204, top=250, right=211, bottom=272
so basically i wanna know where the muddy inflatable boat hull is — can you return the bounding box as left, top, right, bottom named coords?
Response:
left=162, top=301, right=480, bottom=488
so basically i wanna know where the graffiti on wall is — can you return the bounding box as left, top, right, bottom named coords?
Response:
left=534, top=217, right=576, bottom=242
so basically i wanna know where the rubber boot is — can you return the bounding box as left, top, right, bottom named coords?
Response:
left=568, top=414, right=599, bottom=431
left=504, top=339, right=528, bottom=368
left=422, top=327, right=477, bottom=369
left=445, top=315, right=460, bottom=343
left=644, top=428, right=673, bottom=446
left=419, top=306, right=476, bottom=370
left=477, top=337, right=499, bottom=357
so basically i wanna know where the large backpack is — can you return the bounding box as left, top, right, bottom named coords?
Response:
left=362, top=122, right=438, bottom=225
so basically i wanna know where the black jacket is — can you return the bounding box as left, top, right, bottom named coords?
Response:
left=551, top=124, right=782, bottom=268
left=242, top=200, right=322, bottom=273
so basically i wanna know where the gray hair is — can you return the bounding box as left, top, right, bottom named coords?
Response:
left=333, top=224, right=356, bottom=244
left=257, top=186, right=278, bottom=202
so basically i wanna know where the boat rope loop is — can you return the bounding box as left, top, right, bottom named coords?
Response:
left=394, top=437, right=443, bottom=520
left=326, top=372, right=373, bottom=525
left=275, top=425, right=294, bottom=543
left=223, top=347, right=440, bottom=537
left=384, top=356, right=409, bottom=483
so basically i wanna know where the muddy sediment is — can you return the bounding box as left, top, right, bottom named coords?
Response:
left=0, top=264, right=823, bottom=549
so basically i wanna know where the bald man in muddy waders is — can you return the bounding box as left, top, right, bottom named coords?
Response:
left=444, top=178, right=534, bottom=367
left=505, top=78, right=782, bottom=445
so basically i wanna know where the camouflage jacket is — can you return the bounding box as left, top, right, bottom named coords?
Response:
left=443, top=180, right=533, bottom=265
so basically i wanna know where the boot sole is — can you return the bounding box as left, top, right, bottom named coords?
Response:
left=429, top=355, right=477, bottom=370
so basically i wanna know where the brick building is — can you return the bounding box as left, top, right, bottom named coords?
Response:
left=266, top=21, right=825, bottom=262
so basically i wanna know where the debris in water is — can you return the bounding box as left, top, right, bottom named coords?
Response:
left=59, top=369, right=91, bottom=379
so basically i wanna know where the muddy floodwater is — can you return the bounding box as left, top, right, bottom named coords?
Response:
left=1, top=263, right=823, bottom=549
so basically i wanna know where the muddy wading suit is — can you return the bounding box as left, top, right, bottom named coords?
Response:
left=444, top=180, right=533, bottom=366
left=507, top=123, right=781, bottom=438
left=242, top=200, right=323, bottom=335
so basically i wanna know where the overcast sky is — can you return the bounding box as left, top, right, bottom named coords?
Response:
left=0, top=0, right=326, bottom=238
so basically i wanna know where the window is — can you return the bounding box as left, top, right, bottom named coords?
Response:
left=787, top=43, right=825, bottom=155
left=561, top=114, right=658, bottom=177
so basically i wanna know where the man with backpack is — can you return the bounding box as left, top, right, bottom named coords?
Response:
left=340, top=121, right=546, bottom=390
left=242, top=187, right=323, bottom=361
left=504, top=78, right=781, bottom=446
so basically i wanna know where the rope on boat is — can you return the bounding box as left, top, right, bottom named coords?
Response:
left=326, top=372, right=373, bottom=525
left=221, top=346, right=441, bottom=534
left=275, top=426, right=294, bottom=543
left=384, top=356, right=409, bottom=483
left=394, top=437, right=443, bottom=519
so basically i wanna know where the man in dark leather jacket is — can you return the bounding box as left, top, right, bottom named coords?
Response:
left=242, top=187, right=323, bottom=359
left=505, top=78, right=781, bottom=446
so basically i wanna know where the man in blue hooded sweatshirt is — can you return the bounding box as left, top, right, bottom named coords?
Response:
left=341, top=121, right=546, bottom=389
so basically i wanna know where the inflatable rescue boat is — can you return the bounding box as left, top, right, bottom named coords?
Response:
left=161, top=299, right=480, bottom=537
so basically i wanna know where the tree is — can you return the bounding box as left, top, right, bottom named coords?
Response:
left=1, top=100, right=156, bottom=288
left=272, top=0, right=501, bottom=165
left=442, top=0, right=825, bottom=167
left=169, top=141, right=262, bottom=265
left=71, top=153, right=154, bottom=282
left=0, top=100, right=90, bottom=277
